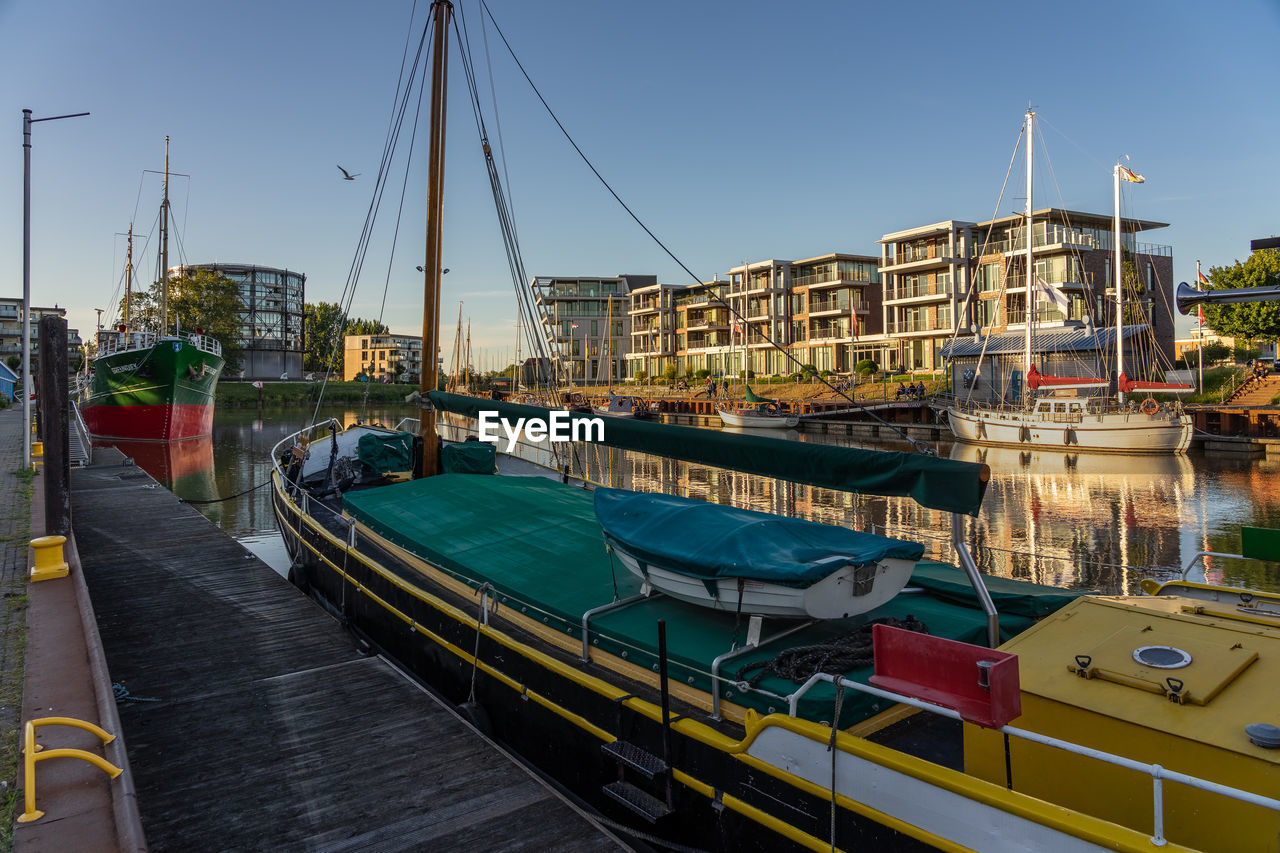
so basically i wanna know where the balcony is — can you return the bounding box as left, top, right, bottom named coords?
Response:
left=886, top=318, right=953, bottom=335
left=885, top=282, right=953, bottom=302
left=879, top=251, right=954, bottom=273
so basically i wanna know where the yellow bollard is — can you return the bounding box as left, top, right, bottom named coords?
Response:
left=31, top=441, right=42, bottom=467
left=29, top=536, right=69, bottom=582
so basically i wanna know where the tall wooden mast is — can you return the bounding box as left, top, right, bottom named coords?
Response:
left=418, top=0, right=452, bottom=477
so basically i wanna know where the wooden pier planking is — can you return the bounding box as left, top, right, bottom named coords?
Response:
left=71, top=451, right=625, bottom=852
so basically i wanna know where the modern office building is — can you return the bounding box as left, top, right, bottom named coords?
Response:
left=174, top=263, right=305, bottom=380
left=342, top=333, right=423, bottom=382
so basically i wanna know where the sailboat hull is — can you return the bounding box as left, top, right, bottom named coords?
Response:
left=942, top=406, right=1193, bottom=454
left=80, top=339, right=224, bottom=441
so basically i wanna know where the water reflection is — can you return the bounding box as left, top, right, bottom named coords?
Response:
left=127, top=406, right=1280, bottom=596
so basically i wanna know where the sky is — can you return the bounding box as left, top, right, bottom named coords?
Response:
left=3, top=0, right=1279, bottom=367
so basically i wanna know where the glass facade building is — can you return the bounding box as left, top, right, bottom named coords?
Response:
left=175, top=263, right=305, bottom=380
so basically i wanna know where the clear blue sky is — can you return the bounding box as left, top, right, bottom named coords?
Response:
left=4, top=0, right=1278, bottom=365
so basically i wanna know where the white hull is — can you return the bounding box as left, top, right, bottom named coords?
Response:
left=942, top=406, right=1192, bottom=454
left=717, top=409, right=799, bottom=429
left=609, top=544, right=916, bottom=620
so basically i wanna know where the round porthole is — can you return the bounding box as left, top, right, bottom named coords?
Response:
left=1133, top=645, right=1192, bottom=669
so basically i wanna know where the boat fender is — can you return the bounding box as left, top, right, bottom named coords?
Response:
left=1019, top=425, right=1031, bottom=443
left=976, top=420, right=987, bottom=439
left=1064, top=427, right=1077, bottom=446
left=287, top=561, right=310, bottom=594
left=456, top=700, right=493, bottom=736
left=1140, top=397, right=1159, bottom=416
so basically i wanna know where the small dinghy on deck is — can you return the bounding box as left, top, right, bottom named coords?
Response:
left=594, top=488, right=924, bottom=619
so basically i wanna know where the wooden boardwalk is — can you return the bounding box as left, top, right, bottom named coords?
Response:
left=71, top=449, right=626, bottom=852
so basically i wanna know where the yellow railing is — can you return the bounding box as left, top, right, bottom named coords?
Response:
left=18, top=716, right=122, bottom=823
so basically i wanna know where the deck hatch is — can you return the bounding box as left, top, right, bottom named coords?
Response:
left=1067, top=625, right=1257, bottom=705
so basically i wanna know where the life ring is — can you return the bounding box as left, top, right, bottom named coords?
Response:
left=1140, top=397, right=1159, bottom=416
left=764, top=403, right=779, bottom=414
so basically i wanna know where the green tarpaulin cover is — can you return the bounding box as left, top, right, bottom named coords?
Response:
left=442, top=441, right=497, bottom=474
left=341, top=474, right=1084, bottom=728
left=429, top=390, right=988, bottom=515
left=357, top=432, right=414, bottom=475
left=743, top=384, right=776, bottom=404
left=594, top=488, right=923, bottom=588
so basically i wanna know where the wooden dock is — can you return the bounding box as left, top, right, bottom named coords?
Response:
left=70, top=448, right=626, bottom=851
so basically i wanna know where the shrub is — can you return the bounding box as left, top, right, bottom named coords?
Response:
left=855, top=358, right=879, bottom=376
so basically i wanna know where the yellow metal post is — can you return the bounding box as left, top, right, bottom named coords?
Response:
left=29, top=535, right=68, bottom=582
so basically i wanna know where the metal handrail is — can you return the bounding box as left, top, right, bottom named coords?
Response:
left=783, top=672, right=1280, bottom=847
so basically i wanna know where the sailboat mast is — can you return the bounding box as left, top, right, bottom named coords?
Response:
left=124, top=223, right=133, bottom=330
left=1023, top=109, right=1034, bottom=395
left=160, top=136, right=170, bottom=335
left=1114, top=163, right=1125, bottom=405
left=418, top=0, right=452, bottom=477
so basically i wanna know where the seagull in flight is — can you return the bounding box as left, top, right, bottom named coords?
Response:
left=337, top=165, right=360, bottom=181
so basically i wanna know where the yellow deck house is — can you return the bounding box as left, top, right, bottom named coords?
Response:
left=965, top=592, right=1280, bottom=851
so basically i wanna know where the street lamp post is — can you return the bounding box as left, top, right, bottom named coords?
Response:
left=22, top=108, right=88, bottom=468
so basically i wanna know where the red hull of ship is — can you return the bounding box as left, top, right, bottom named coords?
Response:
left=79, top=403, right=214, bottom=442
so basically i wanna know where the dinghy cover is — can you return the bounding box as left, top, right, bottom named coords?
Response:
left=594, top=488, right=924, bottom=588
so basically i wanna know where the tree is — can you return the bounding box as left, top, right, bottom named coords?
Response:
left=4, top=355, right=18, bottom=371
left=1201, top=250, right=1280, bottom=343
left=303, top=302, right=345, bottom=372
left=303, top=302, right=391, bottom=376
left=1201, top=342, right=1232, bottom=365
left=855, top=358, right=879, bottom=376
left=119, top=270, right=244, bottom=370
left=168, top=270, right=244, bottom=370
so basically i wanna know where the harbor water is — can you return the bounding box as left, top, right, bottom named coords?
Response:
left=109, top=405, right=1280, bottom=596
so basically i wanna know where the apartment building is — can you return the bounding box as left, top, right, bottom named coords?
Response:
left=780, top=253, right=882, bottom=375
left=532, top=274, right=647, bottom=384
left=342, top=333, right=423, bottom=382
left=624, top=281, right=680, bottom=380
left=877, top=221, right=975, bottom=373
left=0, top=298, right=80, bottom=372
left=880, top=209, right=1175, bottom=372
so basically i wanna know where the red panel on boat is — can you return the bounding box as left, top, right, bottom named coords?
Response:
left=869, top=624, right=1021, bottom=729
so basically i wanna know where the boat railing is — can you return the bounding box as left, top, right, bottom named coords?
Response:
left=95, top=331, right=157, bottom=358
left=785, top=671, right=1280, bottom=846
left=185, top=333, right=223, bottom=358
left=69, top=400, right=92, bottom=467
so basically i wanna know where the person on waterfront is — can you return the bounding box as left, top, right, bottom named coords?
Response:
left=896, top=382, right=907, bottom=400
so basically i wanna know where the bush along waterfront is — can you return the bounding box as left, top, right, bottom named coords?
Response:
left=216, top=380, right=422, bottom=408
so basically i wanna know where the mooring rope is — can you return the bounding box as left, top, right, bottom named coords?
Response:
left=736, top=615, right=929, bottom=688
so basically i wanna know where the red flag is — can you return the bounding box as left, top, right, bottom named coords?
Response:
left=1198, top=305, right=1204, bottom=327
left=851, top=310, right=859, bottom=339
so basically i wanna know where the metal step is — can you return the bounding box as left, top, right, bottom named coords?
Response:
left=602, top=780, right=672, bottom=823
left=601, top=740, right=668, bottom=779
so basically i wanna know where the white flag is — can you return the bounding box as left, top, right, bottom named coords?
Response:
left=1035, top=275, right=1070, bottom=313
